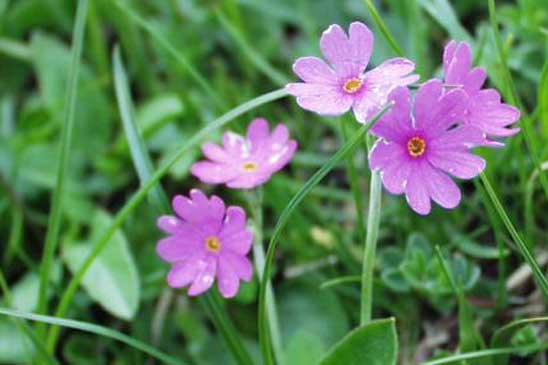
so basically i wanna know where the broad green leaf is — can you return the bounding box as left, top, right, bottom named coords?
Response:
left=0, top=318, right=34, bottom=363
left=11, top=262, right=61, bottom=312
left=417, top=0, right=473, bottom=43
left=284, top=330, right=324, bottom=365
left=320, top=318, right=398, bottom=365
left=62, top=209, right=140, bottom=320
left=31, top=32, right=111, bottom=162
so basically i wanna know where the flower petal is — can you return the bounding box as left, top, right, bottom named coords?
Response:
left=219, top=206, right=247, bottom=238
left=191, top=161, right=240, bottom=184
left=157, top=235, right=202, bottom=263
left=202, top=142, right=228, bottom=163
left=319, top=22, right=373, bottom=75
left=217, top=258, right=241, bottom=298
left=220, top=228, right=253, bottom=255
left=369, top=139, right=411, bottom=195
left=429, top=125, right=488, bottom=151
left=405, top=164, right=432, bottom=215
left=292, top=56, right=338, bottom=84
left=188, top=255, right=217, bottom=296
left=166, top=255, right=204, bottom=288
left=157, top=215, right=182, bottom=234
left=422, top=163, right=461, bottom=209
left=444, top=42, right=472, bottom=85
left=225, top=171, right=272, bottom=189
left=247, top=118, right=270, bottom=153
left=286, top=82, right=353, bottom=116
left=263, top=139, right=297, bottom=173
left=370, top=86, right=412, bottom=141
left=223, top=131, right=250, bottom=158
left=224, top=251, right=253, bottom=281
left=428, top=149, right=486, bottom=179
left=468, top=89, right=521, bottom=137
left=463, top=67, right=486, bottom=95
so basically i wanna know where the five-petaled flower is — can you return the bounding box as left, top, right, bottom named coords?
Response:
left=286, top=21, right=419, bottom=123
left=191, top=118, right=297, bottom=189
left=443, top=41, right=520, bottom=140
left=156, top=190, right=253, bottom=298
left=369, top=81, right=487, bottom=215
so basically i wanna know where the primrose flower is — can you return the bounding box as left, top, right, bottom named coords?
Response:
left=191, top=118, right=297, bottom=189
left=156, top=190, right=253, bottom=298
left=443, top=41, right=520, bottom=139
left=369, top=81, right=486, bottom=215
left=286, top=21, right=419, bottom=123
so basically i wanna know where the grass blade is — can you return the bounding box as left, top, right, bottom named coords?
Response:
left=113, top=0, right=226, bottom=110
left=215, top=9, right=289, bottom=86
left=422, top=342, right=548, bottom=365
left=416, top=0, right=473, bottom=43
left=47, top=88, right=288, bottom=351
left=112, top=45, right=170, bottom=212
left=480, top=173, right=548, bottom=301
left=111, top=46, right=253, bottom=365
left=36, top=0, right=88, bottom=336
left=258, top=103, right=393, bottom=365
left=363, top=0, right=404, bottom=57
left=0, top=307, right=186, bottom=365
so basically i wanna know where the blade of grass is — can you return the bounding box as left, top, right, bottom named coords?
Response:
left=0, top=307, right=186, bottom=365
left=363, top=0, right=404, bottom=57
left=113, top=0, right=226, bottom=110
left=422, top=342, right=548, bottom=365
left=480, top=172, right=548, bottom=301
left=112, top=48, right=252, bottom=365
left=491, top=317, right=548, bottom=348
left=113, top=45, right=170, bottom=212
left=258, top=103, right=393, bottom=365
left=487, top=0, right=548, bottom=200
left=0, top=269, right=58, bottom=365
left=416, top=0, right=473, bottom=43
left=215, top=9, right=289, bottom=86
left=47, top=88, right=288, bottom=351
left=320, top=275, right=361, bottom=290
left=36, top=0, right=88, bottom=337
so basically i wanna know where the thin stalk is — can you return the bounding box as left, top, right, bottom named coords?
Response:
left=360, top=135, right=382, bottom=325
left=258, top=104, right=392, bottom=365
left=0, top=307, right=185, bottom=365
left=36, top=0, right=88, bottom=337
left=341, top=118, right=366, bottom=244
left=487, top=0, right=548, bottom=199
left=247, top=188, right=283, bottom=364
left=480, top=173, right=548, bottom=300
left=363, top=0, right=404, bottom=56
left=201, top=292, right=253, bottom=365
left=47, top=88, right=288, bottom=351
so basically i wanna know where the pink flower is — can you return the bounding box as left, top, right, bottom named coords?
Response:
left=286, top=21, right=419, bottom=123
left=369, top=81, right=486, bottom=215
left=443, top=41, right=520, bottom=139
left=156, top=190, right=253, bottom=298
left=191, top=118, right=297, bottom=189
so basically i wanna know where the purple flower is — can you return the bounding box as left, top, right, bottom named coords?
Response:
left=369, top=81, right=487, bottom=215
left=156, top=190, right=253, bottom=298
left=443, top=41, right=520, bottom=138
left=191, top=118, right=297, bottom=189
left=286, top=21, right=419, bottom=123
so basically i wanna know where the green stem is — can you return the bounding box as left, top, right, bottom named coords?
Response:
left=0, top=307, right=185, bottom=365
left=341, top=118, right=366, bottom=245
left=360, top=136, right=382, bottom=324
left=258, top=104, right=392, bottom=365
left=248, top=188, right=284, bottom=364
left=36, top=0, right=88, bottom=337
left=479, top=173, right=548, bottom=300
left=201, top=292, right=253, bottom=365
left=363, top=0, right=404, bottom=56
left=46, top=88, right=288, bottom=352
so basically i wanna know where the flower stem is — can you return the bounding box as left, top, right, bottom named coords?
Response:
left=247, top=188, right=284, bottom=364
left=360, top=136, right=382, bottom=325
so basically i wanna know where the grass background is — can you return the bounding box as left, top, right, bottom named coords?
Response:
left=0, top=0, right=546, bottom=364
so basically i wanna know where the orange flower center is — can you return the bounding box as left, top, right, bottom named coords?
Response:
left=407, top=136, right=426, bottom=157
left=242, top=161, right=258, bottom=172
left=205, top=236, right=221, bottom=253
left=343, top=78, right=363, bottom=94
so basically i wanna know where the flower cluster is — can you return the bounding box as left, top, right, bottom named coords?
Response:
left=155, top=20, right=520, bottom=298
left=156, top=119, right=297, bottom=297
left=287, top=22, right=519, bottom=215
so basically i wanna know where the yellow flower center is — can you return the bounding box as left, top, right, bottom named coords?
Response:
left=242, top=161, right=258, bottom=172
left=205, top=236, right=221, bottom=253
left=343, top=78, right=363, bottom=94
left=407, top=136, right=426, bottom=157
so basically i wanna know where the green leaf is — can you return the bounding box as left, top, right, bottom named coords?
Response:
left=284, top=330, right=324, bottom=365
left=0, top=318, right=35, bottom=363
left=416, top=0, right=473, bottom=43
left=540, top=57, right=548, bottom=140
left=62, top=210, right=140, bottom=320
left=319, top=318, right=398, bottom=365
